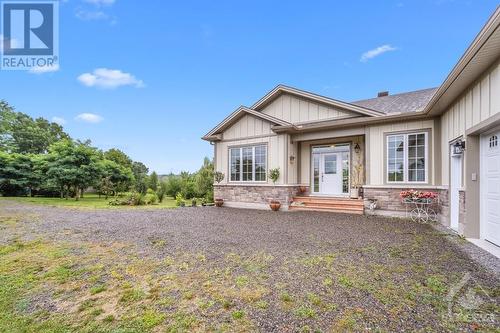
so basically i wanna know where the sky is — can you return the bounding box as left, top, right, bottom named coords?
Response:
left=0, top=0, right=498, bottom=174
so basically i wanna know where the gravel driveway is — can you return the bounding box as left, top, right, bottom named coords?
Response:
left=1, top=200, right=499, bottom=332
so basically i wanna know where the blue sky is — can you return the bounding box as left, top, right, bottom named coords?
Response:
left=1, top=0, right=498, bottom=174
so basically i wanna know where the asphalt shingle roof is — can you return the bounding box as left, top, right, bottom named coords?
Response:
left=351, top=87, right=438, bottom=114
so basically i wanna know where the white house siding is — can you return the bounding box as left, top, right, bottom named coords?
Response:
left=215, top=134, right=289, bottom=186
left=259, top=93, right=356, bottom=124
left=366, top=119, right=436, bottom=186
left=440, top=61, right=500, bottom=185
left=222, top=114, right=273, bottom=140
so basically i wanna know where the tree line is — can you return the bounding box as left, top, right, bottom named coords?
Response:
left=0, top=101, right=214, bottom=202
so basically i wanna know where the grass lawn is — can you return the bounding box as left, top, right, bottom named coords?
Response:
left=0, top=193, right=178, bottom=209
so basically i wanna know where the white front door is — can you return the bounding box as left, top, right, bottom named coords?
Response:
left=320, top=153, right=343, bottom=195
left=481, top=130, right=500, bottom=247
left=450, top=146, right=462, bottom=232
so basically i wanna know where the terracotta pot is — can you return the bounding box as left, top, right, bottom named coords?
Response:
left=269, top=200, right=281, bottom=211
left=298, top=186, right=307, bottom=194
left=215, top=199, right=224, bottom=207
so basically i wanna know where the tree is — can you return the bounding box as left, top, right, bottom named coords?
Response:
left=97, top=159, right=135, bottom=196
left=0, top=101, right=70, bottom=154
left=98, top=176, right=113, bottom=199
left=163, top=174, right=182, bottom=197
left=132, top=161, right=149, bottom=193
left=0, top=152, right=43, bottom=196
left=104, top=149, right=133, bottom=169
left=45, top=140, right=101, bottom=200
left=149, top=171, right=159, bottom=191
left=179, top=171, right=196, bottom=199
left=195, top=157, right=214, bottom=200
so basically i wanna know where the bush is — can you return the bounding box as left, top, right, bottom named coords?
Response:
left=175, top=193, right=185, bottom=207
left=144, top=189, right=158, bottom=205
left=108, top=192, right=155, bottom=206
left=157, top=181, right=167, bottom=202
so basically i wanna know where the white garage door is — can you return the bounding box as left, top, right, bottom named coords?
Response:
left=482, top=129, right=500, bottom=247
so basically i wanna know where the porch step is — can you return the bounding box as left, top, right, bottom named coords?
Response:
left=290, top=196, right=364, bottom=214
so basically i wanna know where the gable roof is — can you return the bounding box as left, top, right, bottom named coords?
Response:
left=251, top=85, right=386, bottom=117
left=202, top=106, right=292, bottom=141
left=351, top=88, right=438, bottom=114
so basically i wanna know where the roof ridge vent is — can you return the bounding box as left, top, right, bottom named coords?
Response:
left=377, top=91, right=389, bottom=97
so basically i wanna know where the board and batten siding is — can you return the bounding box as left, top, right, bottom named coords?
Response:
left=215, top=114, right=290, bottom=185
left=440, top=61, right=500, bottom=186
left=366, top=119, right=436, bottom=186
left=260, top=93, right=356, bottom=124
left=223, top=114, right=273, bottom=140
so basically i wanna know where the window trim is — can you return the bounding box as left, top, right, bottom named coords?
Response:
left=385, top=131, right=429, bottom=184
left=228, top=144, right=267, bottom=183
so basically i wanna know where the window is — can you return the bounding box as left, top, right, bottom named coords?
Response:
left=229, top=145, right=267, bottom=182
left=387, top=132, right=427, bottom=183
left=490, top=135, right=498, bottom=148
left=324, top=155, right=337, bottom=174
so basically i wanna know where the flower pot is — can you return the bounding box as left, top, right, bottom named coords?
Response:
left=215, top=199, right=224, bottom=207
left=350, top=188, right=359, bottom=199
left=269, top=200, right=281, bottom=211
left=298, top=186, right=307, bottom=194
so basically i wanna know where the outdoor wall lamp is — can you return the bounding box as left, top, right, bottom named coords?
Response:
left=289, top=155, right=295, bottom=164
left=354, top=143, right=361, bottom=154
left=453, top=140, right=466, bottom=155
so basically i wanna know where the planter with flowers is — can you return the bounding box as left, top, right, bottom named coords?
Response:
left=400, top=190, right=439, bottom=223
left=214, top=171, right=225, bottom=207
left=268, top=168, right=281, bottom=211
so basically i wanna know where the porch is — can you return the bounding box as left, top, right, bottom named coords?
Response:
left=288, top=132, right=366, bottom=213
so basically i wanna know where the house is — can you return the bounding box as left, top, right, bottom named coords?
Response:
left=202, top=7, right=500, bottom=248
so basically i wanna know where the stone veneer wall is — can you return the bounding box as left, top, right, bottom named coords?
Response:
left=214, top=185, right=301, bottom=209
left=363, top=187, right=450, bottom=224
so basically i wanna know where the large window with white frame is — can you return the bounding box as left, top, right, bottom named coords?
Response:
left=387, top=132, right=428, bottom=183
left=229, top=145, right=267, bottom=182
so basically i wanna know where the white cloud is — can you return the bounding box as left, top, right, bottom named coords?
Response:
left=84, top=0, right=115, bottom=5
left=29, top=63, right=60, bottom=74
left=75, top=9, right=108, bottom=20
left=360, top=44, right=398, bottom=62
left=51, top=116, right=66, bottom=125
left=77, top=68, right=144, bottom=89
left=75, top=113, right=104, bottom=123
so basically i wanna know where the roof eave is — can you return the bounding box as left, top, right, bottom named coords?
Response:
left=424, top=6, right=500, bottom=116
left=273, top=111, right=431, bottom=133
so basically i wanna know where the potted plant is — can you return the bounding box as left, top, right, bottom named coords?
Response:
left=298, top=185, right=307, bottom=194
left=268, top=168, right=281, bottom=211
left=214, top=171, right=225, bottom=207
left=350, top=164, right=364, bottom=199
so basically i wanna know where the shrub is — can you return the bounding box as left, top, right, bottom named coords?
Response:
left=108, top=192, right=152, bottom=206
left=175, top=193, right=185, bottom=207
left=157, top=181, right=167, bottom=202
left=144, top=192, right=158, bottom=205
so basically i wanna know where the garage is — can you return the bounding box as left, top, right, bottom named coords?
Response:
left=481, top=128, right=500, bottom=247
